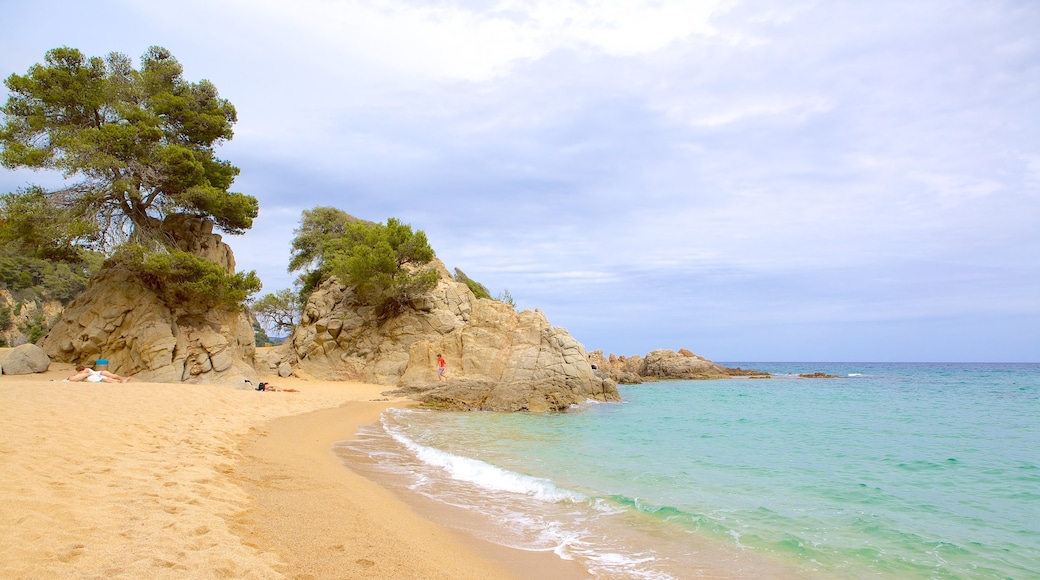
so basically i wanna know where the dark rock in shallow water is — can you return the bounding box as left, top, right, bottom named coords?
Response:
left=386, top=375, right=618, bottom=412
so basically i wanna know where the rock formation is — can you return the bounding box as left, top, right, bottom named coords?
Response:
left=590, top=348, right=770, bottom=383
left=0, top=343, right=51, bottom=375
left=39, top=216, right=258, bottom=384
left=263, top=259, right=618, bottom=411
left=0, top=290, right=64, bottom=348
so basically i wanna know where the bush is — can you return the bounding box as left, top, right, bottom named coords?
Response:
left=454, top=268, right=490, bottom=300
left=110, top=244, right=261, bottom=310
left=323, top=218, right=439, bottom=316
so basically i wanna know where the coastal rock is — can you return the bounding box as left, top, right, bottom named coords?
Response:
left=589, top=351, right=645, bottom=384
left=273, top=259, right=618, bottom=411
left=39, top=218, right=258, bottom=385
left=0, top=343, right=51, bottom=375
left=639, top=349, right=732, bottom=379
left=591, top=348, right=769, bottom=383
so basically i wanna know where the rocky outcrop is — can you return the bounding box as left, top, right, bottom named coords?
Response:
left=0, top=343, right=51, bottom=375
left=265, top=259, right=618, bottom=411
left=589, top=351, right=646, bottom=384
left=590, top=348, right=769, bottom=383
left=0, top=290, right=63, bottom=348
left=39, top=217, right=257, bottom=385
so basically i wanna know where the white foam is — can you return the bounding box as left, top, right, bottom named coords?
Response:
left=385, top=421, right=587, bottom=504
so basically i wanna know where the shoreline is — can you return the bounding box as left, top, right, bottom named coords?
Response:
left=233, top=401, right=591, bottom=579
left=0, top=364, right=588, bottom=578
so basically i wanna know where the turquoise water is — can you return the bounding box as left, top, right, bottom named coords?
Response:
left=338, top=363, right=1040, bottom=578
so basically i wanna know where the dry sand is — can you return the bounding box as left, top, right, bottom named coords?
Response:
left=0, top=362, right=588, bottom=579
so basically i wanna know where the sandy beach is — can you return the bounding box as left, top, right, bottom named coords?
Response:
left=0, top=362, right=588, bottom=579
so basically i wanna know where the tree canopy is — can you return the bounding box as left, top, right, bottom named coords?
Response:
left=288, top=206, right=363, bottom=276
left=0, top=46, right=258, bottom=257
left=250, top=288, right=302, bottom=336
left=0, top=46, right=260, bottom=310
left=288, top=208, right=439, bottom=316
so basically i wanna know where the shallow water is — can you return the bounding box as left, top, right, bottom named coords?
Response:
left=337, top=363, right=1040, bottom=578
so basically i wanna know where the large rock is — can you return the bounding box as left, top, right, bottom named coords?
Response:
left=0, top=343, right=51, bottom=375
left=638, top=348, right=733, bottom=379
left=39, top=217, right=258, bottom=385
left=590, top=348, right=769, bottom=383
left=271, top=259, right=618, bottom=411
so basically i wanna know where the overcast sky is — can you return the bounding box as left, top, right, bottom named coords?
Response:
left=2, top=0, right=1038, bottom=362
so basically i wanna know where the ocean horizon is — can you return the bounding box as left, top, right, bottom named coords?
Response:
left=337, top=362, right=1040, bottom=579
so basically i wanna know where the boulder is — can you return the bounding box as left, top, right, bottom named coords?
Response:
left=1, top=343, right=51, bottom=375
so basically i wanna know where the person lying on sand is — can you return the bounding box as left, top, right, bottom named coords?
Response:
left=255, top=382, right=298, bottom=392
left=67, top=366, right=130, bottom=383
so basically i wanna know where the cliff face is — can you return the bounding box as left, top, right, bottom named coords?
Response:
left=265, top=259, right=619, bottom=411
left=39, top=217, right=258, bottom=384
left=0, top=290, right=63, bottom=348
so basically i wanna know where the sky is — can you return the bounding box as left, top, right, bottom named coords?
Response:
left=2, top=0, right=1038, bottom=362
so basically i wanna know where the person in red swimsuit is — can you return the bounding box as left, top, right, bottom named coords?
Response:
left=437, top=353, right=447, bottom=381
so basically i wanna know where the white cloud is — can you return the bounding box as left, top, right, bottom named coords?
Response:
left=194, top=0, right=727, bottom=82
left=660, top=94, right=834, bottom=127
left=4, top=0, right=1039, bottom=360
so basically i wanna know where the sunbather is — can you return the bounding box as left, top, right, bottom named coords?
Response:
left=68, top=365, right=130, bottom=383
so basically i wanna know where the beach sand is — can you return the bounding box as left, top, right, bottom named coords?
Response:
left=0, top=362, right=589, bottom=579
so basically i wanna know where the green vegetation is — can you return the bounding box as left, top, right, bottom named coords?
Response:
left=109, top=244, right=260, bottom=310
left=250, top=288, right=302, bottom=336
left=251, top=317, right=271, bottom=347
left=454, top=268, right=490, bottom=299
left=289, top=208, right=438, bottom=317
left=19, top=308, right=52, bottom=344
left=288, top=207, right=364, bottom=276
left=0, top=46, right=259, bottom=309
left=454, top=267, right=516, bottom=308
left=495, top=288, right=516, bottom=308
left=0, top=249, right=104, bottom=304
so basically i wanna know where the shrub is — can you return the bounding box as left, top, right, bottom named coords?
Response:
left=110, top=244, right=261, bottom=310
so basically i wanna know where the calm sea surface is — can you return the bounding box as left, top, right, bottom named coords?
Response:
left=337, top=363, right=1040, bottom=579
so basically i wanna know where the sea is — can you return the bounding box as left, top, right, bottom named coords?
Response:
left=336, top=363, right=1040, bottom=579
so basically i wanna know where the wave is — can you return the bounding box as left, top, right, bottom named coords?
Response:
left=383, top=417, right=587, bottom=504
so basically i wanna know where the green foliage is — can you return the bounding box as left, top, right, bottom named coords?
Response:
left=110, top=244, right=261, bottom=310
left=495, top=288, right=516, bottom=308
left=288, top=206, right=362, bottom=275
left=0, top=305, right=12, bottom=333
left=0, top=45, right=257, bottom=253
left=251, top=318, right=271, bottom=347
left=0, top=187, right=97, bottom=261
left=454, top=268, right=491, bottom=300
left=0, top=247, right=103, bottom=304
left=325, top=218, right=438, bottom=315
left=453, top=267, right=516, bottom=308
left=250, top=288, right=302, bottom=335
left=289, top=210, right=439, bottom=317
left=18, top=308, right=49, bottom=344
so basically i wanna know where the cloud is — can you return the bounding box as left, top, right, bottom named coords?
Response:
left=2, top=0, right=1038, bottom=360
